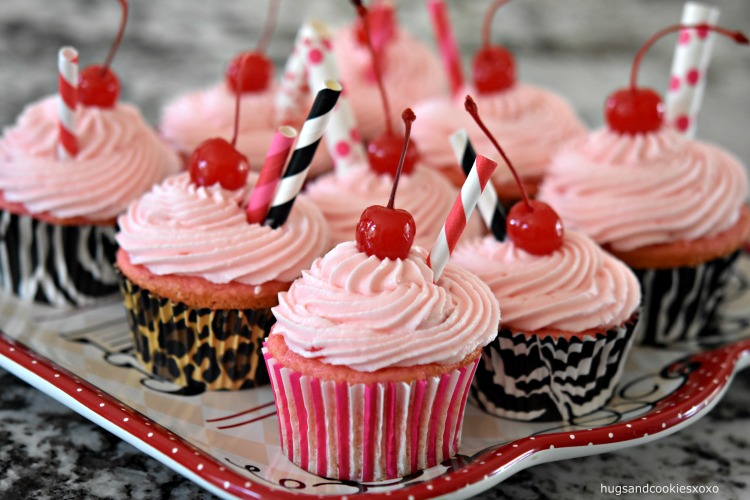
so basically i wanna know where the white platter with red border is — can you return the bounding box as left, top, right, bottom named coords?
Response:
left=1, top=258, right=750, bottom=499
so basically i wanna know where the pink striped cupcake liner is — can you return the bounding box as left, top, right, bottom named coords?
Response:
left=262, top=347, right=479, bottom=481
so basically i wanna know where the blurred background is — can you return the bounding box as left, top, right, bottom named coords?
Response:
left=0, top=0, right=749, bottom=162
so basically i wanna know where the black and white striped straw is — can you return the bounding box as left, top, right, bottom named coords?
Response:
left=264, top=80, right=342, bottom=229
left=449, top=129, right=507, bottom=240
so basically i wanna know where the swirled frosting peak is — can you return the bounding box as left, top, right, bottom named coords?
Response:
left=538, top=128, right=749, bottom=251
left=0, top=96, right=181, bottom=221
left=411, top=84, right=585, bottom=183
left=116, top=172, right=329, bottom=285
left=272, top=242, right=500, bottom=372
left=332, top=26, right=446, bottom=139
left=451, top=230, right=640, bottom=333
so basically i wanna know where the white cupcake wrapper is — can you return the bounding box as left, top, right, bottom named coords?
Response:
left=471, top=319, right=638, bottom=422
left=263, top=347, right=479, bottom=481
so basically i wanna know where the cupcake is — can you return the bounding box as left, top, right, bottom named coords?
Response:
left=411, top=1, right=585, bottom=202
left=159, top=9, right=333, bottom=178
left=452, top=96, right=640, bottom=421
left=116, top=171, right=329, bottom=390
left=0, top=42, right=180, bottom=306
left=263, top=116, right=500, bottom=480
left=332, top=1, right=446, bottom=140
left=538, top=24, right=750, bottom=346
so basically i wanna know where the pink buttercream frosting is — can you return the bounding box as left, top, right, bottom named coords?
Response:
left=411, top=84, right=586, bottom=185
left=0, top=96, right=180, bottom=221
left=537, top=128, right=749, bottom=252
left=451, top=230, right=640, bottom=333
left=159, top=82, right=332, bottom=177
left=116, top=172, right=329, bottom=285
left=304, top=164, right=484, bottom=248
left=333, top=26, right=446, bottom=140
left=272, top=242, right=500, bottom=372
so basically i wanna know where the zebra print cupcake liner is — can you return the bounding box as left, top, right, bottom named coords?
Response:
left=120, top=275, right=274, bottom=391
left=633, top=251, right=740, bottom=346
left=263, top=347, right=479, bottom=482
left=0, top=209, right=119, bottom=306
left=471, top=319, right=638, bottom=422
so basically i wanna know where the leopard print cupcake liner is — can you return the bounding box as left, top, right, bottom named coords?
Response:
left=120, top=274, right=274, bottom=391
left=0, top=209, right=119, bottom=306
left=471, top=318, right=638, bottom=422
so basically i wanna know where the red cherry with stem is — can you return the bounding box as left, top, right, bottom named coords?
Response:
left=606, top=23, right=748, bottom=134
left=352, top=0, right=419, bottom=177
left=472, top=0, right=516, bottom=94
left=79, top=0, right=127, bottom=107
left=225, top=0, right=278, bottom=93
left=354, top=2, right=396, bottom=50
left=465, top=95, right=564, bottom=255
left=189, top=56, right=251, bottom=189
left=356, top=109, right=417, bottom=260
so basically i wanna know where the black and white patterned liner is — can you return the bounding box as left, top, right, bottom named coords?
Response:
left=471, top=320, right=638, bottom=422
left=633, top=251, right=740, bottom=346
left=0, top=209, right=119, bottom=307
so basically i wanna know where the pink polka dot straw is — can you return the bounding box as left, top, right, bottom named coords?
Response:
left=665, top=2, right=720, bottom=138
left=276, top=20, right=368, bottom=176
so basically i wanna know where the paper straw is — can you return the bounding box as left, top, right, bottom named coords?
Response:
left=427, top=154, right=498, bottom=282
left=427, top=0, right=464, bottom=96
left=664, top=2, right=720, bottom=138
left=276, top=20, right=368, bottom=175
left=276, top=29, right=310, bottom=125
left=264, top=80, right=342, bottom=229
left=449, top=129, right=506, bottom=241
left=246, top=125, right=298, bottom=224
left=57, top=46, right=79, bottom=160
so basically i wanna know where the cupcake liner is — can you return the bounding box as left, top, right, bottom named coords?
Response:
left=0, top=209, right=119, bottom=306
left=120, top=274, right=273, bottom=391
left=263, top=346, right=479, bottom=481
left=471, top=319, right=638, bottom=422
left=633, top=251, right=740, bottom=346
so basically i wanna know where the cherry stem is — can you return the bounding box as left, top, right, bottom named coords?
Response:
left=231, top=55, right=249, bottom=147
left=101, top=0, right=128, bottom=76
left=630, top=23, right=749, bottom=91
left=352, top=0, right=394, bottom=135
left=256, top=0, right=280, bottom=54
left=387, top=108, right=416, bottom=209
left=481, top=0, right=510, bottom=49
left=464, top=95, right=531, bottom=208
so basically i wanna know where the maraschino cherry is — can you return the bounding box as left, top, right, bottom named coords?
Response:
left=472, top=0, right=516, bottom=94
left=606, top=23, right=748, bottom=135
left=78, top=0, right=128, bottom=107
left=225, top=0, right=279, bottom=93
left=352, top=0, right=418, bottom=177
left=354, top=1, right=396, bottom=52
left=356, top=109, right=417, bottom=260
left=189, top=57, right=251, bottom=190
left=465, top=95, right=563, bottom=255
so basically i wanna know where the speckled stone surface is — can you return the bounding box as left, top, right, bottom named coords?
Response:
left=0, top=1, right=749, bottom=499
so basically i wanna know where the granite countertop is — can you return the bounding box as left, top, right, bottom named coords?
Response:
left=1, top=1, right=749, bottom=499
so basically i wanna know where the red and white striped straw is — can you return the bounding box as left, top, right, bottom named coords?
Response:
left=427, top=154, right=498, bottom=282
left=427, top=0, right=464, bottom=97
left=57, top=46, right=79, bottom=160
left=246, top=125, right=298, bottom=224
left=276, top=20, right=368, bottom=175
left=664, top=2, right=720, bottom=138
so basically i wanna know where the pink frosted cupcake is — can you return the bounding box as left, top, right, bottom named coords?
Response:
left=264, top=119, right=499, bottom=480
left=538, top=23, right=750, bottom=346
left=411, top=1, right=585, bottom=201
left=117, top=171, right=329, bottom=390
left=332, top=2, right=446, bottom=140
left=0, top=29, right=180, bottom=306
left=160, top=6, right=333, bottom=178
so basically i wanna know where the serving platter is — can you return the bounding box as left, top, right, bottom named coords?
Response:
left=1, top=258, right=750, bottom=500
